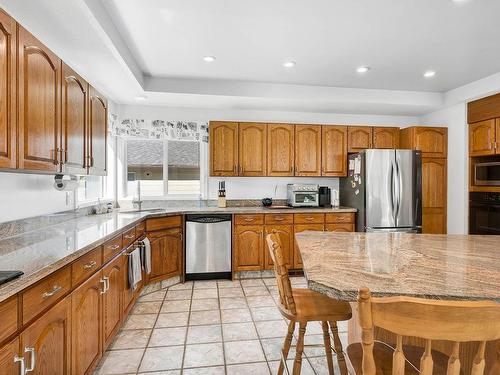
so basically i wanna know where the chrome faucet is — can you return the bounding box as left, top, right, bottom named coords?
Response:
left=132, top=180, right=143, bottom=211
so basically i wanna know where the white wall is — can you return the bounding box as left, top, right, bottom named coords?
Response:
left=418, top=104, right=468, bottom=234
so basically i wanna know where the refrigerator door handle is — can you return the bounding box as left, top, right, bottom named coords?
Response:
left=388, top=161, right=395, bottom=222
left=395, top=159, right=402, bottom=222
left=391, top=159, right=398, bottom=223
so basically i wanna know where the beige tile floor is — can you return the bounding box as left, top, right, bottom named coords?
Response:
left=94, top=276, right=349, bottom=375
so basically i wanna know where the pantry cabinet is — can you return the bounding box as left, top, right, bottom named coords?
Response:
left=239, top=123, right=267, bottom=176
left=88, top=86, right=107, bottom=175
left=422, top=158, right=447, bottom=234
left=373, top=127, right=399, bottom=149
left=267, top=124, right=294, bottom=176
left=0, top=10, right=16, bottom=169
left=348, top=126, right=373, bottom=152
left=61, top=63, right=87, bottom=174
left=210, top=121, right=239, bottom=176
left=17, top=26, right=61, bottom=172
left=321, top=125, right=348, bottom=176
left=20, top=296, right=71, bottom=375
left=469, top=119, right=498, bottom=156
left=295, top=125, right=322, bottom=176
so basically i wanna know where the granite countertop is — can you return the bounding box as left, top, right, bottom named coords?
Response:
left=295, top=231, right=500, bottom=302
left=0, top=206, right=355, bottom=303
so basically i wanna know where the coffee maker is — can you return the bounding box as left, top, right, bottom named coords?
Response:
left=318, top=186, right=332, bottom=208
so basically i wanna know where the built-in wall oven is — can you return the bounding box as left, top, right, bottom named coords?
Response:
left=474, top=161, right=500, bottom=186
left=469, top=192, right=500, bottom=235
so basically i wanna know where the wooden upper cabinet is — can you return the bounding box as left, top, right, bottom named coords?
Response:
left=18, top=26, right=61, bottom=172
left=88, top=86, right=107, bottom=175
left=239, top=122, right=267, bottom=176
left=400, top=126, right=447, bottom=158
left=20, top=296, right=71, bottom=375
left=422, top=158, right=447, bottom=234
left=71, top=271, right=102, bottom=375
left=295, top=125, right=321, bottom=176
left=61, top=63, right=87, bottom=174
left=321, top=125, right=347, bottom=176
left=373, top=127, right=399, bottom=149
left=469, top=120, right=496, bottom=156
left=348, top=126, right=373, bottom=152
left=0, top=10, right=16, bottom=169
left=210, top=121, right=238, bottom=176
left=267, top=124, right=294, bottom=176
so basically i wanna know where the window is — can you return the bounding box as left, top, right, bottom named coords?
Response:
left=125, top=139, right=201, bottom=198
left=77, top=176, right=106, bottom=202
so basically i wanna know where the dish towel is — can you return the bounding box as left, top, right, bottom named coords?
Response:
left=141, top=237, right=152, bottom=275
left=128, top=248, right=142, bottom=291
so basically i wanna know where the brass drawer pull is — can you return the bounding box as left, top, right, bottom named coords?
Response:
left=305, top=217, right=315, bottom=221
left=83, top=260, right=97, bottom=270
left=42, top=285, right=62, bottom=299
left=108, top=244, right=120, bottom=250
left=124, top=234, right=135, bottom=239
left=244, top=218, right=254, bottom=222
left=24, top=347, right=36, bottom=373
left=274, top=217, right=285, bottom=221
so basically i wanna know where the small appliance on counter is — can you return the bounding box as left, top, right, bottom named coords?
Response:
left=287, top=184, right=319, bottom=207
left=218, top=181, right=226, bottom=208
left=261, top=198, right=273, bottom=207
left=318, top=186, right=332, bottom=208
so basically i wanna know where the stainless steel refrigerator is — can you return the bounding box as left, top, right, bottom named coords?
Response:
left=340, top=149, right=422, bottom=233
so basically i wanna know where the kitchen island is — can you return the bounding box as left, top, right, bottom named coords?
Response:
left=295, top=231, right=500, bottom=373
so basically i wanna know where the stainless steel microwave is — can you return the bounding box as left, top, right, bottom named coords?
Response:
left=474, top=162, right=500, bottom=186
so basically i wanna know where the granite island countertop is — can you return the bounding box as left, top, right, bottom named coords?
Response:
left=295, top=231, right=500, bottom=302
left=0, top=206, right=356, bottom=302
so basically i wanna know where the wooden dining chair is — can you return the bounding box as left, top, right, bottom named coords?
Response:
left=346, top=287, right=500, bottom=375
left=266, top=232, right=352, bottom=375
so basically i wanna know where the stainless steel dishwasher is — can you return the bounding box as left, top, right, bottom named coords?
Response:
left=185, top=214, right=232, bottom=280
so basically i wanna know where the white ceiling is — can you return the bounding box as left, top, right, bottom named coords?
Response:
left=103, top=0, right=500, bottom=92
left=1, top=0, right=499, bottom=115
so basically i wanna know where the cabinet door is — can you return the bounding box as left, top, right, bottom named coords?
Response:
left=264, top=225, right=293, bottom=269
left=0, top=10, right=16, bottom=169
left=267, top=124, right=294, bottom=176
left=348, top=126, right=373, bottom=152
left=413, top=127, right=447, bottom=158
left=239, top=123, right=267, bottom=176
left=61, top=63, right=87, bottom=174
left=469, top=120, right=496, bottom=156
left=122, top=250, right=136, bottom=317
left=0, top=337, right=20, bottom=375
left=88, top=86, right=107, bottom=175
left=295, top=125, right=321, bottom=176
left=71, top=271, right=102, bottom=375
left=497, top=119, right=500, bottom=155
left=102, top=255, right=123, bottom=351
left=20, top=296, right=71, bottom=375
left=292, top=224, right=324, bottom=269
left=234, top=225, right=264, bottom=271
left=18, top=26, right=61, bottom=172
left=210, top=121, right=238, bottom=176
left=373, top=127, right=399, bottom=149
left=321, top=125, right=347, bottom=176
left=149, top=228, right=182, bottom=282
left=422, top=158, right=447, bottom=234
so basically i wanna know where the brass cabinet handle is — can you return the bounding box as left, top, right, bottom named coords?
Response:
left=51, top=149, right=59, bottom=165
left=108, top=244, right=120, bottom=250
left=83, top=260, right=97, bottom=270
left=100, top=277, right=109, bottom=294
left=274, top=217, right=284, bottom=221
left=42, top=285, right=62, bottom=299
left=244, top=218, right=254, bottom=222
left=305, top=217, right=315, bottom=221
left=13, top=355, right=25, bottom=375
left=24, top=347, right=35, bottom=374
left=124, top=234, right=134, bottom=239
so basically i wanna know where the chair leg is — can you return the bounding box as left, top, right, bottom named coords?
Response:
left=293, top=322, right=307, bottom=375
left=329, top=321, right=348, bottom=375
left=322, top=321, right=335, bottom=374
left=278, top=320, right=296, bottom=375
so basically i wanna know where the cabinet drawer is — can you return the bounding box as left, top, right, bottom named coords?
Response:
left=136, top=221, right=146, bottom=238
left=72, top=246, right=103, bottom=286
left=294, top=213, right=325, bottom=224
left=325, top=223, right=355, bottom=232
left=22, top=266, right=71, bottom=324
left=234, top=214, right=264, bottom=225
left=146, top=216, right=182, bottom=231
left=265, top=213, right=293, bottom=225
left=325, top=213, right=355, bottom=224
left=103, top=234, right=123, bottom=263
left=0, top=296, right=18, bottom=343
left=122, top=227, right=136, bottom=247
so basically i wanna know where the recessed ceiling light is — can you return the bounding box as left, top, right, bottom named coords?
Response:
left=357, top=66, right=370, bottom=73
left=283, top=61, right=296, bottom=68
left=134, top=95, right=147, bottom=101
left=423, top=70, right=436, bottom=78
left=203, top=56, right=216, bottom=62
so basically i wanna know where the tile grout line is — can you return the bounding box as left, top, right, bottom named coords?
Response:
left=179, top=282, right=194, bottom=375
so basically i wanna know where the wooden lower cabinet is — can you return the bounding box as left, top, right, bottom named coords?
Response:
left=71, top=272, right=103, bottom=375
left=122, top=248, right=141, bottom=317
left=264, top=225, right=293, bottom=269
left=292, top=224, right=324, bottom=269
left=325, top=223, right=355, bottom=232
left=233, top=225, right=264, bottom=271
left=20, top=296, right=71, bottom=375
left=422, top=157, right=447, bottom=234
left=148, top=228, right=182, bottom=283
left=0, top=338, right=20, bottom=375
left=102, top=255, right=123, bottom=351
